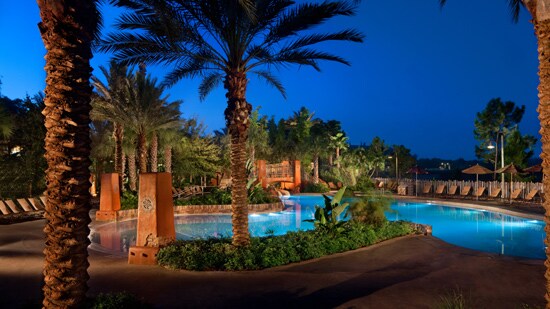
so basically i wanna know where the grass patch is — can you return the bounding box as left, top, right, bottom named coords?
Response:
left=434, top=288, right=471, bottom=309
left=157, top=220, right=414, bottom=271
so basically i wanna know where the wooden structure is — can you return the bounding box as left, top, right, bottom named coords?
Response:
left=256, top=160, right=301, bottom=190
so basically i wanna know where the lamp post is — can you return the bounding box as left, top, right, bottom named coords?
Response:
left=487, top=132, right=505, bottom=198
left=388, top=154, right=398, bottom=185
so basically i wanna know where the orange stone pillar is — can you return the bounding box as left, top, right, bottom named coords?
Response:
left=128, top=173, right=176, bottom=265
left=256, top=160, right=267, bottom=188
left=293, top=160, right=301, bottom=191
left=96, top=173, right=121, bottom=221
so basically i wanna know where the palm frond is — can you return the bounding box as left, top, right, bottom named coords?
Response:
left=198, top=72, right=223, bottom=101
left=281, top=29, right=364, bottom=52
left=265, top=1, right=359, bottom=44
left=251, top=70, right=287, bottom=99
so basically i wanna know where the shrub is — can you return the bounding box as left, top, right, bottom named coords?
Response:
left=175, top=187, right=278, bottom=206
left=350, top=176, right=375, bottom=193
left=157, top=220, right=413, bottom=271
left=302, top=182, right=330, bottom=193
left=347, top=191, right=392, bottom=227
left=120, top=191, right=138, bottom=210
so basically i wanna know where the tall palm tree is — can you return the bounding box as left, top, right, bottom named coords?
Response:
left=100, top=0, right=363, bottom=246
left=121, top=71, right=182, bottom=172
left=330, top=132, right=349, bottom=168
left=440, top=1, right=550, bottom=304
left=36, top=0, right=100, bottom=307
left=91, top=60, right=133, bottom=174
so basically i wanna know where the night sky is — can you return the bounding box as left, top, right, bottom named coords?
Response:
left=0, top=1, right=541, bottom=160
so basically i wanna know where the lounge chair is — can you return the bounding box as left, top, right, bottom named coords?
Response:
left=472, top=187, right=486, bottom=199
left=447, top=185, right=458, bottom=197
left=0, top=201, right=10, bottom=215
left=40, top=196, right=48, bottom=207
left=488, top=188, right=502, bottom=199
left=328, top=182, right=338, bottom=190
left=524, top=189, right=540, bottom=202
left=4, top=200, right=20, bottom=213
left=16, top=199, right=34, bottom=212
left=510, top=188, right=523, bottom=201
left=377, top=181, right=385, bottom=189
left=28, top=197, right=45, bottom=210
left=460, top=186, right=472, bottom=198
left=435, top=184, right=446, bottom=196
left=422, top=184, right=432, bottom=195
left=337, top=182, right=343, bottom=189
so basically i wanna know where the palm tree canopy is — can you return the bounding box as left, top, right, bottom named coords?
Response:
left=99, top=0, right=364, bottom=99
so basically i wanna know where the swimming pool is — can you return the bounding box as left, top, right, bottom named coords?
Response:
left=90, top=196, right=546, bottom=259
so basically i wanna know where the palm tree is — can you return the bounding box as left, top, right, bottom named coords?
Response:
left=440, top=1, right=550, bottom=303
left=100, top=0, right=363, bottom=246
left=330, top=132, right=349, bottom=168
left=36, top=0, right=100, bottom=307
left=121, top=71, right=182, bottom=173
left=91, top=60, right=133, bottom=174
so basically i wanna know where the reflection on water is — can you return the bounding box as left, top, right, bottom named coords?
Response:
left=90, top=197, right=545, bottom=259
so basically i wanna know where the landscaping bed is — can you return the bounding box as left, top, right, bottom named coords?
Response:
left=157, top=220, right=415, bottom=271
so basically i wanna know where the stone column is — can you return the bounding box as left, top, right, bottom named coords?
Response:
left=293, top=160, right=301, bottom=191
left=128, top=172, right=175, bottom=265
left=96, top=173, right=121, bottom=221
left=256, top=160, right=267, bottom=188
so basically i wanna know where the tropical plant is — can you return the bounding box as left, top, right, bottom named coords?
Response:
left=347, top=191, right=391, bottom=227
left=365, top=136, right=388, bottom=177
left=91, top=60, right=133, bottom=174
left=329, top=132, right=349, bottom=168
left=305, top=186, right=350, bottom=234
left=247, top=107, right=271, bottom=165
left=439, top=0, right=550, bottom=303
left=100, top=0, right=363, bottom=246
left=37, top=0, right=100, bottom=307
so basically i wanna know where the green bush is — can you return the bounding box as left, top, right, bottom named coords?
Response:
left=302, top=182, right=330, bottom=193
left=120, top=191, right=138, bottom=210
left=350, top=176, right=375, bottom=193
left=157, top=220, right=413, bottom=271
left=88, top=292, right=150, bottom=309
left=348, top=191, right=392, bottom=227
left=175, top=187, right=278, bottom=206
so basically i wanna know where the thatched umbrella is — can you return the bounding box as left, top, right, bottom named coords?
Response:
left=495, top=163, right=523, bottom=202
left=462, top=164, right=493, bottom=200
left=523, top=164, right=542, bottom=173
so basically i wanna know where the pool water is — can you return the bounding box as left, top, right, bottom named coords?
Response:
left=90, top=196, right=546, bottom=259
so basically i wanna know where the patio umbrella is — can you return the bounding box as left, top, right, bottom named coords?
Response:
left=523, top=164, right=542, bottom=173
left=461, top=164, right=492, bottom=200
left=495, top=163, right=523, bottom=202
left=407, top=166, right=428, bottom=197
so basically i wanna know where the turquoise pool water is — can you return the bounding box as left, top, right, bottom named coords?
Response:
left=90, top=196, right=545, bottom=259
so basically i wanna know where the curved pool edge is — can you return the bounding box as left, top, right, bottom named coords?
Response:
left=392, top=195, right=544, bottom=221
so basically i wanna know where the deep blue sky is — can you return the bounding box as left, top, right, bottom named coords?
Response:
left=0, top=1, right=541, bottom=160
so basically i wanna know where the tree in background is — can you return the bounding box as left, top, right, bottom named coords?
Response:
left=329, top=132, right=349, bottom=168
left=388, top=145, right=416, bottom=179
left=505, top=129, right=537, bottom=169
left=365, top=136, right=388, bottom=178
left=309, top=120, right=331, bottom=183
left=101, top=0, right=363, bottom=247
left=473, top=98, right=528, bottom=171
left=247, top=107, right=271, bottom=165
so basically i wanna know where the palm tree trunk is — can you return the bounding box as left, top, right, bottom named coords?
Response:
left=150, top=132, right=158, bottom=172
left=128, top=151, right=137, bottom=191
left=121, top=150, right=126, bottom=192
left=138, top=129, right=147, bottom=173
left=37, top=1, right=97, bottom=307
left=532, top=12, right=550, bottom=305
left=313, top=154, right=319, bottom=184
left=164, top=145, right=172, bottom=174
left=113, top=122, right=123, bottom=174
left=336, top=147, right=341, bottom=168
left=224, top=71, right=251, bottom=247
left=329, top=154, right=333, bottom=166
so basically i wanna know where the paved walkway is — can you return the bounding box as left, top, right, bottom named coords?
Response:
left=0, top=219, right=545, bottom=308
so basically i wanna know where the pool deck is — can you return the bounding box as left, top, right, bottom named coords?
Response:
left=0, top=201, right=546, bottom=308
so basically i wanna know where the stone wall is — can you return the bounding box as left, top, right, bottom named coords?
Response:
left=109, top=201, right=284, bottom=222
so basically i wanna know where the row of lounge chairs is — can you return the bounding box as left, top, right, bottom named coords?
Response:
left=420, top=184, right=541, bottom=203
left=0, top=196, right=46, bottom=215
